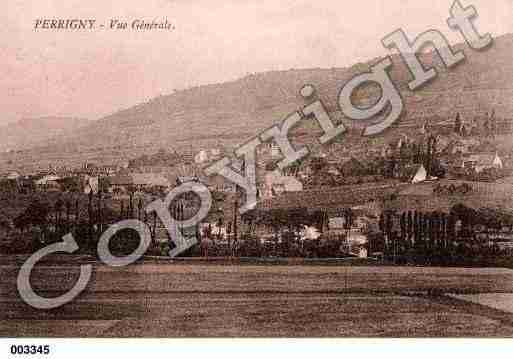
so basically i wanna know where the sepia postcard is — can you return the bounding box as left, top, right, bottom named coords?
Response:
left=3, top=0, right=513, bottom=349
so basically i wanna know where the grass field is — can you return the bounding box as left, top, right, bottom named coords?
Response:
left=1, top=261, right=513, bottom=337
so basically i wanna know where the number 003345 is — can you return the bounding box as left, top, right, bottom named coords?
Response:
left=10, top=344, right=50, bottom=355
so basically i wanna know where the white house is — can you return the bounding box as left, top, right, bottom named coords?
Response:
left=200, top=222, right=228, bottom=241
left=206, top=175, right=236, bottom=193
left=6, top=171, right=21, bottom=180
left=84, top=176, right=99, bottom=194
left=411, top=164, right=428, bottom=184
left=300, top=225, right=321, bottom=241
left=462, top=153, right=503, bottom=173
left=263, top=171, right=303, bottom=198
left=194, top=150, right=209, bottom=164
left=36, top=175, right=61, bottom=191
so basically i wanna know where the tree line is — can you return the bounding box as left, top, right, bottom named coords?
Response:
left=376, top=204, right=513, bottom=266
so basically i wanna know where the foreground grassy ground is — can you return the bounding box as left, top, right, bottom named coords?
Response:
left=1, top=261, right=513, bottom=337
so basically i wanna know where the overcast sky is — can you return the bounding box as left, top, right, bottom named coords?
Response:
left=2, top=0, right=512, bottom=125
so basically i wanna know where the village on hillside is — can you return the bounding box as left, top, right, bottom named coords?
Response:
left=1, top=110, right=513, bottom=266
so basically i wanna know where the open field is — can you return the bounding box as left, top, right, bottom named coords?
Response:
left=1, top=262, right=513, bottom=337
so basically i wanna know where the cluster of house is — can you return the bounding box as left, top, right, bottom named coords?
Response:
left=2, top=124, right=507, bottom=259
left=0, top=145, right=305, bottom=200
left=0, top=163, right=121, bottom=193
left=382, top=131, right=505, bottom=182
left=2, top=129, right=505, bottom=210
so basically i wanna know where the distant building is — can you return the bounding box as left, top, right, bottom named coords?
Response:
left=398, top=164, right=427, bottom=184
left=109, top=175, right=133, bottom=193
left=411, top=164, right=428, bottom=184
left=177, top=176, right=199, bottom=185
left=84, top=176, right=99, bottom=194
left=462, top=153, right=503, bottom=173
left=357, top=246, right=368, bottom=258
left=6, top=171, right=21, bottom=180
left=449, top=138, right=480, bottom=155
left=263, top=171, right=303, bottom=198
left=194, top=150, right=209, bottom=164
left=206, top=175, right=236, bottom=193
left=300, top=225, right=321, bottom=240
left=270, top=144, right=281, bottom=159
left=36, top=175, right=61, bottom=191
left=194, top=148, right=222, bottom=164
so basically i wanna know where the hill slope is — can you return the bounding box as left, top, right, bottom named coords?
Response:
left=4, top=33, right=513, bottom=170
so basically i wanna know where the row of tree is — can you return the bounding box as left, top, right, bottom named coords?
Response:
left=376, top=204, right=513, bottom=265
left=10, top=192, right=169, bottom=255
